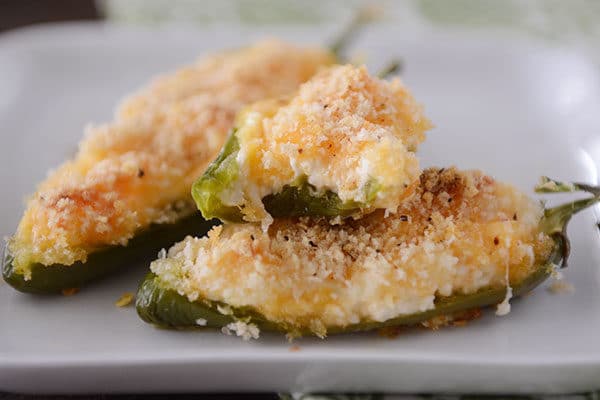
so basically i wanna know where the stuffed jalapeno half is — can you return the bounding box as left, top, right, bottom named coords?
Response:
left=3, top=40, right=335, bottom=294
left=192, top=64, right=431, bottom=228
left=138, top=168, right=596, bottom=338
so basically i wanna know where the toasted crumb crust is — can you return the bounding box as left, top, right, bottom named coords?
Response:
left=228, top=64, right=431, bottom=224
left=378, top=308, right=483, bottom=337
left=10, top=39, right=334, bottom=274
left=115, top=292, right=135, bottom=307
left=152, top=168, right=554, bottom=335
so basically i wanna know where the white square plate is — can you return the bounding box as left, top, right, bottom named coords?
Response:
left=1, top=22, right=600, bottom=395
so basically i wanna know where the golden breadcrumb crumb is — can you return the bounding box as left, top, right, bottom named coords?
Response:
left=227, top=64, right=431, bottom=224
left=9, top=39, right=334, bottom=276
left=421, top=308, right=483, bottom=330
left=152, top=167, right=554, bottom=335
left=221, top=321, right=260, bottom=340
left=115, top=292, right=135, bottom=307
left=378, top=326, right=407, bottom=338
left=548, top=279, right=575, bottom=294
left=379, top=308, right=482, bottom=337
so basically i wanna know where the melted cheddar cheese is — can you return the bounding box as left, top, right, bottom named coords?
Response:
left=10, top=39, right=334, bottom=276
left=152, top=168, right=554, bottom=336
left=221, top=65, right=431, bottom=226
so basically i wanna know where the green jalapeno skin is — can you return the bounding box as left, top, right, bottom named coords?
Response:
left=137, top=184, right=598, bottom=336
left=136, top=272, right=285, bottom=331
left=192, top=133, right=376, bottom=223
left=2, top=213, right=218, bottom=294
left=191, top=131, right=245, bottom=223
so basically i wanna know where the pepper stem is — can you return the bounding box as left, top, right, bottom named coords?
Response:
left=377, top=60, right=403, bottom=79
left=535, top=176, right=600, bottom=196
left=1, top=239, right=9, bottom=271
left=536, top=177, right=600, bottom=267
left=329, top=5, right=382, bottom=61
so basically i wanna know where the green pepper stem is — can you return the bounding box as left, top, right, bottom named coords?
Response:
left=329, top=5, right=382, bottom=61
left=377, top=60, right=403, bottom=79
left=1, top=239, right=9, bottom=270
left=538, top=177, right=600, bottom=267
left=535, top=176, right=600, bottom=196
left=542, top=196, right=599, bottom=236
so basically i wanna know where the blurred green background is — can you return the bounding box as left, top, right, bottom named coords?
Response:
left=3, top=0, right=600, bottom=57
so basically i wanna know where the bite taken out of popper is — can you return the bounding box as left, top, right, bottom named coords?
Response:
left=138, top=168, right=597, bottom=339
left=3, top=40, right=336, bottom=294
left=192, top=64, right=432, bottom=229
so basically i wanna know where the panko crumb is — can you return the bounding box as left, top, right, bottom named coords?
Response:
left=548, top=269, right=575, bottom=294
left=548, top=279, right=575, bottom=294
left=229, top=64, right=432, bottom=224
left=217, top=304, right=233, bottom=315
left=9, top=39, right=333, bottom=273
left=421, top=309, right=483, bottom=330
left=61, top=288, right=79, bottom=296
left=380, top=309, right=483, bottom=336
left=378, top=326, right=406, bottom=338
left=151, top=167, right=554, bottom=334
left=115, top=292, right=135, bottom=307
left=195, top=318, right=208, bottom=326
left=221, top=321, right=260, bottom=340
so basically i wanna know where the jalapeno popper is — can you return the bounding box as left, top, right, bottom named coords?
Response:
left=193, top=65, right=431, bottom=227
left=3, top=40, right=335, bottom=294
left=138, top=168, right=596, bottom=338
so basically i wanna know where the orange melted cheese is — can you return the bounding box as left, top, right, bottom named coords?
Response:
left=10, top=39, right=334, bottom=276
left=224, top=65, right=431, bottom=226
left=152, top=168, right=554, bottom=336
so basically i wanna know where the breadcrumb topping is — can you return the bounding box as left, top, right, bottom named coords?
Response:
left=152, top=168, right=554, bottom=335
left=548, top=270, right=575, bottom=294
left=221, top=321, right=260, bottom=340
left=115, top=292, right=135, bottom=307
left=225, top=64, right=431, bottom=225
left=9, top=39, right=334, bottom=275
left=548, top=280, right=575, bottom=294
